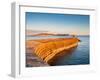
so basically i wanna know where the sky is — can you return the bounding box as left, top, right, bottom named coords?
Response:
left=26, top=12, right=89, bottom=35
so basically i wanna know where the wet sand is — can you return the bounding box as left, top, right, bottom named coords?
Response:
left=26, top=40, right=49, bottom=67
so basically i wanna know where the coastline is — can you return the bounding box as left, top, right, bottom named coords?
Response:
left=26, top=38, right=80, bottom=66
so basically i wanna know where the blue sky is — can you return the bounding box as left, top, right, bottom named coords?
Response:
left=26, top=12, right=89, bottom=35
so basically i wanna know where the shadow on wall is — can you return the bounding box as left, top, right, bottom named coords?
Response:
left=47, top=46, right=78, bottom=66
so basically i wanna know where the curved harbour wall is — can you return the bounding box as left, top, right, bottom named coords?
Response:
left=34, top=38, right=80, bottom=65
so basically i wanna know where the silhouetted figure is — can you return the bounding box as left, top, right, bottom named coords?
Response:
left=72, top=34, right=76, bottom=38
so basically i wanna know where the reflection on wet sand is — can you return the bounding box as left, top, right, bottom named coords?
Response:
left=26, top=46, right=49, bottom=67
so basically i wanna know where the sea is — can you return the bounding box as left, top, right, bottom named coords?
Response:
left=26, top=35, right=90, bottom=65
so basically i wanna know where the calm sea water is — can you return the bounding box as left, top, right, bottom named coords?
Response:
left=26, top=36, right=90, bottom=65
left=26, top=35, right=72, bottom=40
left=53, top=36, right=90, bottom=65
